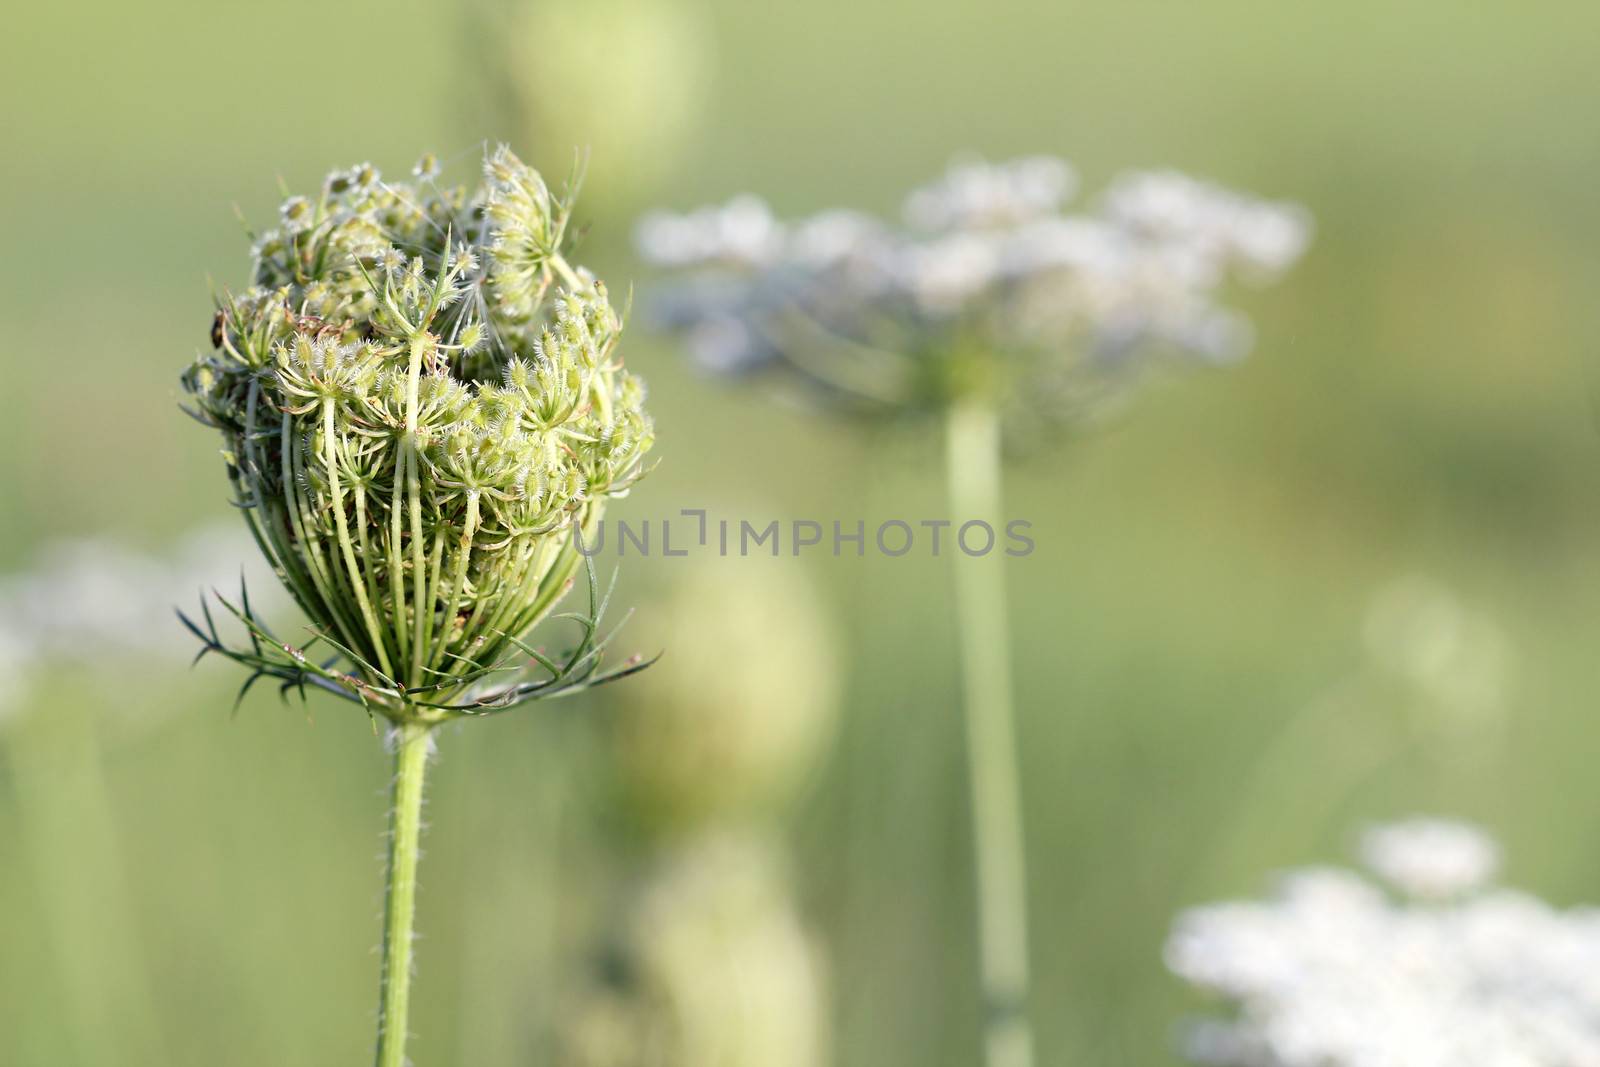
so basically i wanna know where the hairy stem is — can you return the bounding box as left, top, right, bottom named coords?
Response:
left=945, top=397, right=1034, bottom=1067
left=374, top=722, right=432, bottom=1067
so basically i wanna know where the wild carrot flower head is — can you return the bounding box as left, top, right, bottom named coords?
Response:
left=1356, top=818, right=1501, bottom=901
left=636, top=156, right=1309, bottom=431
left=1166, top=819, right=1600, bottom=1066
left=181, top=147, right=655, bottom=723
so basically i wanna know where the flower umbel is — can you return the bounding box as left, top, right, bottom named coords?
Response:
left=181, top=147, right=655, bottom=725
left=1166, top=819, right=1600, bottom=1067
left=636, top=156, right=1308, bottom=1067
left=636, top=157, right=1309, bottom=429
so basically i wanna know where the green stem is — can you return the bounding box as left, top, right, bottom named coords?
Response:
left=324, top=400, right=395, bottom=680
left=945, top=397, right=1035, bottom=1067
left=406, top=334, right=430, bottom=689
left=549, top=252, right=585, bottom=293
left=374, top=722, right=432, bottom=1067
left=429, top=491, right=480, bottom=672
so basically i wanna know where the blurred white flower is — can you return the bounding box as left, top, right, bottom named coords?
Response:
left=898, top=231, right=1003, bottom=313
left=635, top=195, right=787, bottom=269
left=1360, top=818, right=1501, bottom=900
left=0, top=522, right=276, bottom=728
left=1167, top=820, right=1600, bottom=1067
left=1102, top=170, right=1312, bottom=277
left=903, top=155, right=1078, bottom=231
left=685, top=315, right=766, bottom=376
left=789, top=209, right=887, bottom=267
left=637, top=155, right=1309, bottom=424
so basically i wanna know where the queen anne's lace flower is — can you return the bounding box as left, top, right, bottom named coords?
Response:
left=903, top=155, right=1078, bottom=231
left=636, top=156, right=1309, bottom=428
left=181, top=147, right=654, bottom=723
left=1166, top=820, right=1600, bottom=1067
left=1358, top=818, right=1501, bottom=900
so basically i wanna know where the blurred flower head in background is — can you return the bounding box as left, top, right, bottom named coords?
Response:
left=561, top=833, right=827, bottom=1067
left=1166, top=819, right=1600, bottom=1067
left=1357, top=818, right=1502, bottom=901
left=636, top=157, right=1309, bottom=432
left=0, top=524, right=276, bottom=727
left=1362, top=574, right=1516, bottom=735
left=567, top=562, right=836, bottom=1064
left=603, top=560, right=839, bottom=831
left=500, top=0, right=712, bottom=209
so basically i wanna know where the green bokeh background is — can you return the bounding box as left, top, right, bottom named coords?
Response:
left=4, top=1, right=1600, bottom=1063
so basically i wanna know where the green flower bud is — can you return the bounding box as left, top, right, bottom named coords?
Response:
left=605, top=562, right=838, bottom=829
left=181, top=147, right=655, bottom=723
left=562, top=834, right=827, bottom=1067
left=504, top=0, right=712, bottom=209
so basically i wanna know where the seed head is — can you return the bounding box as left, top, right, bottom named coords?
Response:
left=181, top=146, right=655, bottom=723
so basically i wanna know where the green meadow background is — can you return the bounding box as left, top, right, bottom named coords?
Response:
left=4, top=1, right=1600, bottom=1063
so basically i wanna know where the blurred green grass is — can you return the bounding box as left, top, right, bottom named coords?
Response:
left=6, top=0, right=1600, bottom=1063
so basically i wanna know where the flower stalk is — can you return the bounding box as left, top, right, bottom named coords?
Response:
left=636, top=155, right=1310, bottom=1066
left=180, top=147, right=657, bottom=1064
left=375, top=722, right=431, bottom=1067
left=946, top=394, right=1034, bottom=1067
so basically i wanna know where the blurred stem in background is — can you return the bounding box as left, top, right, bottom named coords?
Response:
left=1201, top=577, right=1516, bottom=890
left=635, top=159, right=1308, bottom=1061
left=453, top=726, right=574, bottom=1065
left=6, top=696, right=169, bottom=1067
left=0, top=527, right=275, bottom=1065
left=945, top=395, right=1034, bottom=1067
left=375, top=723, right=432, bottom=1067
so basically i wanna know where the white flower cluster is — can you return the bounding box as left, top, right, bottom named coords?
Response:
left=0, top=524, right=273, bottom=722
left=636, top=156, right=1309, bottom=418
left=1358, top=817, right=1502, bottom=900
left=903, top=155, right=1078, bottom=230
left=1166, top=819, right=1600, bottom=1067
